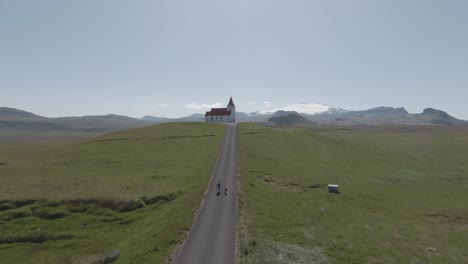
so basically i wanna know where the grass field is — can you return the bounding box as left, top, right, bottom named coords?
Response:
left=238, top=123, right=468, bottom=264
left=0, top=122, right=225, bottom=263
left=0, top=129, right=101, bottom=143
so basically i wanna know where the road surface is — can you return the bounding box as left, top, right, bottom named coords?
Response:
left=175, top=123, right=238, bottom=264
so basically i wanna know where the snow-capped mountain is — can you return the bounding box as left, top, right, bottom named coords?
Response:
left=253, top=103, right=344, bottom=116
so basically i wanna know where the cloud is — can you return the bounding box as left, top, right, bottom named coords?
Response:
left=157, top=104, right=169, bottom=107
left=185, top=102, right=223, bottom=109
left=247, top=101, right=256, bottom=105
left=263, top=101, right=271, bottom=105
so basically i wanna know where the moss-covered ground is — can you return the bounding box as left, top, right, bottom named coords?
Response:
left=0, top=122, right=225, bottom=263
left=238, top=123, right=468, bottom=264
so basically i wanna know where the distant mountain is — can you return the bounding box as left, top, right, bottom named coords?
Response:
left=168, top=105, right=466, bottom=126
left=145, top=112, right=255, bottom=123
left=270, top=110, right=301, bottom=118
left=141, top=113, right=208, bottom=123
left=267, top=112, right=313, bottom=127
left=254, top=103, right=344, bottom=116
left=314, top=107, right=410, bottom=124
left=141, top=115, right=174, bottom=123
left=0, top=107, right=46, bottom=121
left=409, top=108, right=466, bottom=126
left=351, top=107, right=409, bottom=119
left=0, top=108, right=155, bottom=138
left=234, top=112, right=252, bottom=122
left=2, top=104, right=465, bottom=139
left=53, top=114, right=154, bottom=132
left=303, top=106, right=466, bottom=126
left=176, top=113, right=205, bottom=122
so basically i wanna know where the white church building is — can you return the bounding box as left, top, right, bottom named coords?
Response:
left=205, top=97, right=236, bottom=123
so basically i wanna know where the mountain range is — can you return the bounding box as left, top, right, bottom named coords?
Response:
left=281, top=105, right=466, bottom=126
left=0, top=108, right=153, bottom=141
left=253, top=103, right=345, bottom=116
left=0, top=103, right=466, bottom=139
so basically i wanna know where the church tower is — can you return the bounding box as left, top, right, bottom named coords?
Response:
left=227, top=97, right=236, bottom=123
left=227, top=97, right=235, bottom=112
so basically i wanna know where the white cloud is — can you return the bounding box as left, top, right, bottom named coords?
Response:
left=247, top=101, right=256, bottom=105
left=263, top=101, right=271, bottom=105
left=185, top=102, right=223, bottom=109
left=157, top=104, right=169, bottom=107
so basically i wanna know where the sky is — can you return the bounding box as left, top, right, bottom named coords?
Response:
left=1, top=0, right=467, bottom=119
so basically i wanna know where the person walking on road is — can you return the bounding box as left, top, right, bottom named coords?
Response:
left=216, top=178, right=221, bottom=195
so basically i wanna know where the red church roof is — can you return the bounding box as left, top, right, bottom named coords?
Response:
left=205, top=97, right=235, bottom=117
left=205, top=108, right=231, bottom=116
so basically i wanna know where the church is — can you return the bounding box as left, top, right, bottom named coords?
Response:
left=205, top=97, right=236, bottom=123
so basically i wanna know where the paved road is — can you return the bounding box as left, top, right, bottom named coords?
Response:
left=176, top=123, right=238, bottom=264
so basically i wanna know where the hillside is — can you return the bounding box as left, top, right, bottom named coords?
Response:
left=141, top=114, right=207, bottom=123
left=305, top=107, right=467, bottom=126
left=241, top=104, right=466, bottom=126
left=254, top=103, right=343, bottom=116
left=53, top=114, right=153, bottom=132
left=267, top=111, right=314, bottom=127
left=0, top=107, right=47, bottom=122
left=141, top=115, right=174, bottom=123
left=409, top=108, right=466, bottom=125
left=0, top=122, right=226, bottom=263
left=2, top=105, right=465, bottom=138
left=0, top=108, right=155, bottom=141
left=238, top=123, right=468, bottom=263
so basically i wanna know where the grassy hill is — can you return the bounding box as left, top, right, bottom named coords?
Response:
left=238, top=123, right=468, bottom=263
left=0, top=107, right=46, bottom=122
left=0, top=107, right=155, bottom=142
left=267, top=112, right=314, bottom=127
left=0, top=122, right=225, bottom=263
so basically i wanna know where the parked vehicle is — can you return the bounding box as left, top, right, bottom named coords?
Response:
left=328, top=184, right=340, bottom=194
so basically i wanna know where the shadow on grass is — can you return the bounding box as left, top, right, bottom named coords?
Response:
left=0, top=191, right=182, bottom=222
left=0, top=232, right=75, bottom=244
left=40, top=249, right=121, bottom=264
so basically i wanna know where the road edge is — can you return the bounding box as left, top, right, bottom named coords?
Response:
left=235, top=123, right=241, bottom=264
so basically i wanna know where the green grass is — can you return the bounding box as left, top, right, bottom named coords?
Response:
left=0, top=122, right=226, bottom=263
left=0, top=129, right=101, bottom=143
left=238, top=123, right=468, bottom=264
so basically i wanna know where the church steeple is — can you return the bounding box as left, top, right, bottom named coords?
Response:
left=227, top=97, right=236, bottom=115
